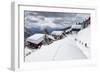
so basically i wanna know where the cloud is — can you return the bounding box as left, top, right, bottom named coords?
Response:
left=24, top=11, right=90, bottom=30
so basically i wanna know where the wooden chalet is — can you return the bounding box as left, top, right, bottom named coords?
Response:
left=51, top=31, right=65, bottom=40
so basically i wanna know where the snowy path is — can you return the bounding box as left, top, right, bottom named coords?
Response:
left=25, top=35, right=87, bottom=62
left=54, top=35, right=87, bottom=60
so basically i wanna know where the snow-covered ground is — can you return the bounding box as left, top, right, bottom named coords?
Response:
left=25, top=34, right=87, bottom=62
left=75, top=26, right=90, bottom=58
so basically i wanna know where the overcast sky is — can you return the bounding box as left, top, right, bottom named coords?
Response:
left=24, top=11, right=90, bottom=29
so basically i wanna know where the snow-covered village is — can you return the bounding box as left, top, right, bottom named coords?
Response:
left=24, top=11, right=90, bottom=62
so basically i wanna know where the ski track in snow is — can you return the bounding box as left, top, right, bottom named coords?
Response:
left=25, top=34, right=87, bottom=62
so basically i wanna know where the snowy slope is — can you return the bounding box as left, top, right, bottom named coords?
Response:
left=25, top=34, right=87, bottom=62
left=54, top=35, right=87, bottom=60
left=75, top=26, right=90, bottom=58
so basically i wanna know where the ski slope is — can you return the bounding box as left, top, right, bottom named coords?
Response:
left=25, top=34, right=87, bottom=62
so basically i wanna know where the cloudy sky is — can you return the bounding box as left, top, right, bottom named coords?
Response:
left=24, top=11, right=90, bottom=30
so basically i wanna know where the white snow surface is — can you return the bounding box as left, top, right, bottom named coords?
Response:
left=77, top=26, right=90, bottom=47
left=75, top=26, right=90, bottom=58
left=25, top=34, right=87, bottom=62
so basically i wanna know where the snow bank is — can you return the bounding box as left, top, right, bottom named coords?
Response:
left=75, top=26, right=90, bottom=58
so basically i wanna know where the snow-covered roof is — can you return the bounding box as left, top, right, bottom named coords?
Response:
left=26, top=33, right=45, bottom=44
left=65, top=28, right=72, bottom=32
left=72, top=25, right=81, bottom=29
left=46, top=35, right=55, bottom=40
left=51, top=31, right=64, bottom=35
